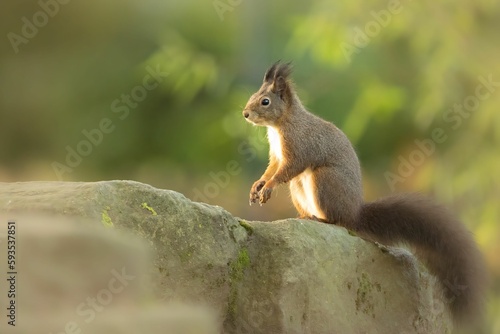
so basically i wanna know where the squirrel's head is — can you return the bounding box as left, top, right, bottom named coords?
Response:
left=243, top=61, right=293, bottom=127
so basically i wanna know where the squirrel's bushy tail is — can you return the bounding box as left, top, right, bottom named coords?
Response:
left=356, top=193, right=486, bottom=323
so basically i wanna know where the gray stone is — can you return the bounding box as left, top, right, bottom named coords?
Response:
left=0, top=214, right=219, bottom=334
left=0, top=181, right=452, bottom=333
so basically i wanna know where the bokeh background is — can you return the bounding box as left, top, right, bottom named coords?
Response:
left=1, top=0, right=499, bottom=332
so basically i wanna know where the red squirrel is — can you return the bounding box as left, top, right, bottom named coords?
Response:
left=242, top=61, right=486, bottom=323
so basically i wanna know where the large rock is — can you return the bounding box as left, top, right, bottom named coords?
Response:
left=0, top=215, right=219, bottom=334
left=0, top=181, right=452, bottom=333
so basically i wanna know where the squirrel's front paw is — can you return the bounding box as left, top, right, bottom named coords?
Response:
left=259, top=180, right=275, bottom=204
left=259, top=186, right=273, bottom=204
left=249, top=180, right=266, bottom=205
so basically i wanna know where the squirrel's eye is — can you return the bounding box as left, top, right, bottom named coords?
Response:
left=261, top=98, right=270, bottom=106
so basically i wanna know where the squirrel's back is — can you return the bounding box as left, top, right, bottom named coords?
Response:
left=280, top=105, right=363, bottom=196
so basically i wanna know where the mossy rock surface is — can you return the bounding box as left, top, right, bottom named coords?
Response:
left=0, top=181, right=452, bottom=333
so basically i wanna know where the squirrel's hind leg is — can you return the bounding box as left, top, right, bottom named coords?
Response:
left=314, top=167, right=362, bottom=229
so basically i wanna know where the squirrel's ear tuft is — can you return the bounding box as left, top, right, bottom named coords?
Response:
left=269, top=61, right=293, bottom=102
left=274, top=61, right=293, bottom=81
left=263, top=61, right=281, bottom=83
left=263, top=61, right=293, bottom=83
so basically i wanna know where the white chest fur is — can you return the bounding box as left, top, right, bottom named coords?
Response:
left=267, top=127, right=284, bottom=161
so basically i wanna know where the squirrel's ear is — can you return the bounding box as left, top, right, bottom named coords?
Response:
left=263, top=61, right=280, bottom=83
left=271, top=62, right=293, bottom=102
left=273, top=76, right=290, bottom=101
left=274, top=62, right=292, bottom=80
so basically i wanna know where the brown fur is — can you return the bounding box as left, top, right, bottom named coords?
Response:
left=242, top=61, right=487, bottom=324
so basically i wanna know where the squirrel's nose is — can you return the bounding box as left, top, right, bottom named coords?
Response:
left=243, top=111, right=249, bottom=118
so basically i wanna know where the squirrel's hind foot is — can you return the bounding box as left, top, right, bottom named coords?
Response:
left=300, top=215, right=331, bottom=224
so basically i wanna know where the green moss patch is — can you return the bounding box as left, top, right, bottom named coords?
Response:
left=230, top=247, right=250, bottom=282
left=141, top=202, right=158, bottom=216
left=228, top=247, right=251, bottom=321
left=355, top=272, right=376, bottom=318
left=101, top=206, right=114, bottom=228
left=238, top=220, right=254, bottom=235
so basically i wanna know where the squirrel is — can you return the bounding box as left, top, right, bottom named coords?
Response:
left=242, top=61, right=486, bottom=324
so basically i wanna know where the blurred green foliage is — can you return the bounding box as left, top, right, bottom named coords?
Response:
left=1, top=0, right=499, bottom=332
